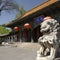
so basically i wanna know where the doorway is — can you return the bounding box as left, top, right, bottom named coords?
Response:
left=32, top=25, right=43, bottom=42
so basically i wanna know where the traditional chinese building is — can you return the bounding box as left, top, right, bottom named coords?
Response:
left=4, top=0, right=60, bottom=42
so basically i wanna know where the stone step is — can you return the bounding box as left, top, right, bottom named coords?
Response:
left=16, top=42, right=41, bottom=51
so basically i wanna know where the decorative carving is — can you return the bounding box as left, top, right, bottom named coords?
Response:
left=36, top=17, right=60, bottom=60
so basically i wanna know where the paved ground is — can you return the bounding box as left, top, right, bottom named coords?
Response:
left=0, top=43, right=40, bottom=60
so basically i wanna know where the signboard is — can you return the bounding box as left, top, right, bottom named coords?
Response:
left=34, top=15, right=45, bottom=23
left=33, top=15, right=45, bottom=28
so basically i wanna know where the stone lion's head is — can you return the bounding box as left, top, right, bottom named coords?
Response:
left=40, top=17, right=58, bottom=33
left=39, top=17, right=60, bottom=48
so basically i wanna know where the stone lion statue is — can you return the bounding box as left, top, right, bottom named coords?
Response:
left=36, top=16, right=60, bottom=60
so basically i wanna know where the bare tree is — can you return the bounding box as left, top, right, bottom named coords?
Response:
left=0, top=0, right=19, bottom=15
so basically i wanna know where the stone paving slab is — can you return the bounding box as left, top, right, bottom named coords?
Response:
left=0, top=42, right=40, bottom=60
left=15, top=42, right=41, bottom=51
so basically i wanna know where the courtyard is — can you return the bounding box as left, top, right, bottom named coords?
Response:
left=0, top=43, right=40, bottom=60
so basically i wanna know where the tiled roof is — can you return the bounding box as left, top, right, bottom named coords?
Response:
left=0, top=33, right=9, bottom=37
left=21, top=0, right=58, bottom=18
left=4, top=0, right=58, bottom=27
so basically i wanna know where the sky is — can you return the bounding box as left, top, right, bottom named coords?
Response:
left=0, top=0, right=46, bottom=25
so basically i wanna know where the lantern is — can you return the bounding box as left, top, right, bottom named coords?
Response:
left=14, top=26, right=20, bottom=31
left=43, top=16, right=52, bottom=21
left=24, top=23, right=30, bottom=29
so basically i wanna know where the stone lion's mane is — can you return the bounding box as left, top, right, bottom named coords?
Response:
left=38, top=19, right=60, bottom=45
left=36, top=18, right=60, bottom=60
